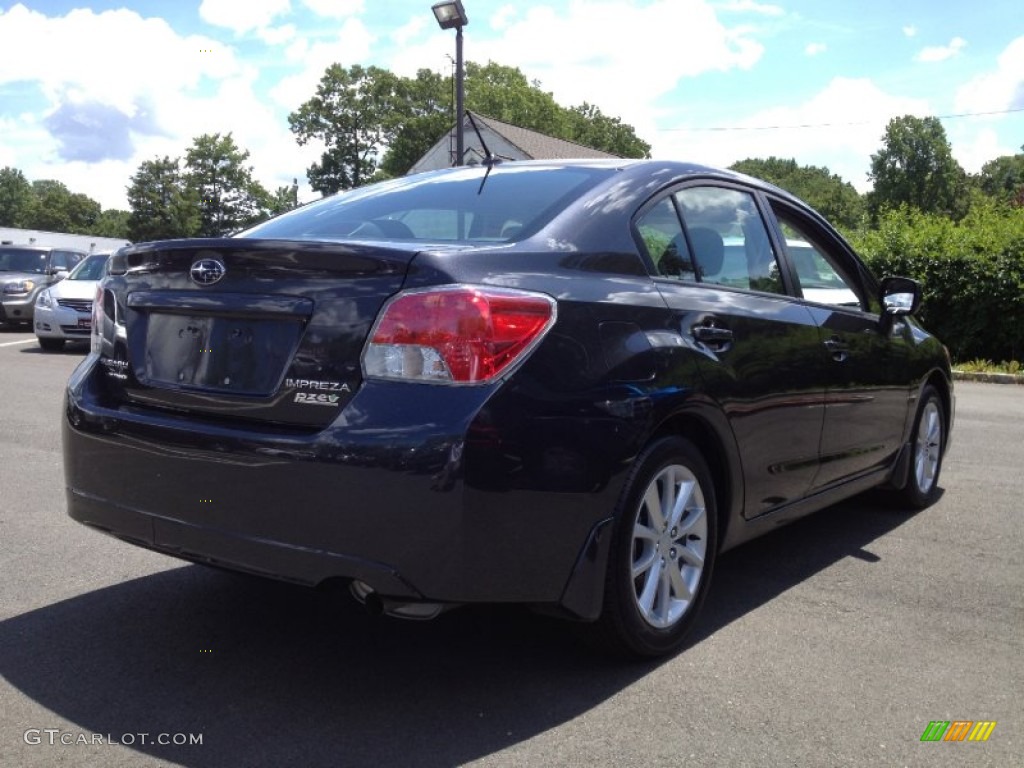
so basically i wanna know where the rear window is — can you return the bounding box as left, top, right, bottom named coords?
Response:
left=239, top=165, right=614, bottom=244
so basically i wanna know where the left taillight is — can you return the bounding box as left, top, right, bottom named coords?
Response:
left=362, top=285, right=556, bottom=384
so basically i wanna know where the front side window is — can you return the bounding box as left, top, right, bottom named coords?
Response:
left=771, top=206, right=865, bottom=310
left=674, top=186, right=785, bottom=295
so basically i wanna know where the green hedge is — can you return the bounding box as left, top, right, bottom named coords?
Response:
left=849, top=203, right=1024, bottom=363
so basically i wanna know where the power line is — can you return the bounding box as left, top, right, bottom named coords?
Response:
left=655, top=106, right=1024, bottom=133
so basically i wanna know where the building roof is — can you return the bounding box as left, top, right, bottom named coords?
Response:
left=408, top=110, right=619, bottom=174
left=0, top=227, right=130, bottom=252
left=467, top=112, right=619, bottom=162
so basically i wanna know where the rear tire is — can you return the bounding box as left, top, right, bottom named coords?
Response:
left=897, top=385, right=945, bottom=509
left=38, top=337, right=65, bottom=352
left=595, top=436, right=718, bottom=658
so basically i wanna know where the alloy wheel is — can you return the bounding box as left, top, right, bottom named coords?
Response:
left=630, top=464, right=708, bottom=629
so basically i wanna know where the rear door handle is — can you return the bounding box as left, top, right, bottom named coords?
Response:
left=824, top=336, right=849, bottom=362
left=691, top=322, right=734, bottom=352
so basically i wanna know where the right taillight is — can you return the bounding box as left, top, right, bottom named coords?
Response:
left=362, top=285, right=556, bottom=384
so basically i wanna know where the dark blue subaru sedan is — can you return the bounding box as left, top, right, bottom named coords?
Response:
left=63, top=160, right=952, bottom=657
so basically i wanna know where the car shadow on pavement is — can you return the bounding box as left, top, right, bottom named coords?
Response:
left=19, top=344, right=90, bottom=355
left=0, top=494, right=919, bottom=767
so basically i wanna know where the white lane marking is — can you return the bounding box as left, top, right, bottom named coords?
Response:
left=0, top=339, right=35, bottom=348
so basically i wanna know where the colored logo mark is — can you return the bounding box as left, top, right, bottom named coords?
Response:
left=920, top=721, right=996, bottom=742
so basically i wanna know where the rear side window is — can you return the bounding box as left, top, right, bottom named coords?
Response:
left=635, top=198, right=697, bottom=281
left=674, top=186, right=785, bottom=295
left=240, top=166, right=615, bottom=243
left=51, top=251, right=83, bottom=270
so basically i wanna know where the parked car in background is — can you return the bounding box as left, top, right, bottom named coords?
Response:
left=64, top=160, right=953, bottom=657
left=0, top=245, right=87, bottom=327
left=34, top=252, right=111, bottom=351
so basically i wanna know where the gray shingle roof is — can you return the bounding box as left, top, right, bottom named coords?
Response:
left=469, top=111, right=619, bottom=160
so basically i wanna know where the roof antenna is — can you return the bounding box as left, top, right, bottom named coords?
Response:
left=465, top=111, right=500, bottom=194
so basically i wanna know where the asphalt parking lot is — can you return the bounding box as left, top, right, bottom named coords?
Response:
left=1, top=325, right=1021, bottom=768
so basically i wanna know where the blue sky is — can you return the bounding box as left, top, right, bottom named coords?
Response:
left=1, top=0, right=1022, bottom=210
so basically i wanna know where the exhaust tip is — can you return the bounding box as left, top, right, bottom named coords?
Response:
left=348, top=579, right=450, bottom=620
left=349, top=580, right=384, bottom=616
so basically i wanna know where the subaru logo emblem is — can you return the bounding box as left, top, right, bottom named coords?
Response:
left=190, top=258, right=226, bottom=286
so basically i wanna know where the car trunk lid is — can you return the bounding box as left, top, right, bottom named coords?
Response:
left=96, top=238, right=417, bottom=429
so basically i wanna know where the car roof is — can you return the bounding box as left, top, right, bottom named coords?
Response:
left=0, top=244, right=87, bottom=253
left=406, top=158, right=800, bottom=204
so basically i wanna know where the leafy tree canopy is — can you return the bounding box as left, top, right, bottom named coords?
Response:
left=868, top=115, right=967, bottom=220
left=730, top=157, right=865, bottom=231
left=184, top=133, right=271, bottom=237
left=289, top=64, right=399, bottom=194
left=22, top=179, right=101, bottom=235
left=977, top=145, right=1024, bottom=207
left=126, top=156, right=200, bottom=242
left=291, top=61, right=651, bottom=191
left=0, top=166, right=33, bottom=228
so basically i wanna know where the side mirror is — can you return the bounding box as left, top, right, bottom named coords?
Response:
left=880, top=276, right=921, bottom=316
left=52, top=269, right=70, bottom=281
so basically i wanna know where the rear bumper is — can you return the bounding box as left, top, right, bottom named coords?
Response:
left=63, top=354, right=624, bottom=615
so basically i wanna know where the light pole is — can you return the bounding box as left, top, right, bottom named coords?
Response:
left=432, top=0, right=468, bottom=166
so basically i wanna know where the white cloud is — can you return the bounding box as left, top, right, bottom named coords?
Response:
left=258, top=23, right=298, bottom=45
left=390, top=0, right=766, bottom=131
left=0, top=5, right=244, bottom=116
left=301, top=0, right=364, bottom=19
left=949, top=127, right=1012, bottom=174
left=903, top=25, right=917, bottom=38
left=392, top=17, right=426, bottom=47
left=0, top=4, right=288, bottom=208
left=269, top=17, right=375, bottom=110
left=651, top=77, right=931, bottom=191
left=805, top=42, right=826, bottom=57
left=716, top=0, right=785, bottom=15
left=915, top=36, right=967, bottom=63
left=491, top=4, right=519, bottom=30
left=955, top=35, right=1024, bottom=113
left=199, top=0, right=290, bottom=35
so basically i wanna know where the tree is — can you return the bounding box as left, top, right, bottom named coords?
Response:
left=93, top=209, right=131, bottom=240
left=977, top=146, right=1024, bottom=207
left=0, top=167, right=33, bottom=227
left=289, top=64, right=399, bottom=194
left=23, top=180, right=102, bottom=234
left=293, top=61, right=652, bottom=185
left=184, top=133, right=270, bottom=236
left=378, top=69, right=454, bottom=179
left=867, top=115, right=967, bottom=219
left=261, top=182, right=300, bottom=217
left=730, top=157, right=864, bottom=230
left=463, top=61, right=567, bottom=134
left=563, top=102, right=650, bottom=159
left=126, top=156, right=201, bottom=242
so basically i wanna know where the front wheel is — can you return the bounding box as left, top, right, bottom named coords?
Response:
left=897, top=385, right=945, bottom=508
left=596, top=437, right=718, bottom=658
left=37, top=337, right=65, bottom=352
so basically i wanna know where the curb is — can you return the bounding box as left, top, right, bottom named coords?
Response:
left=952, top=371, right=1024, bottom=385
